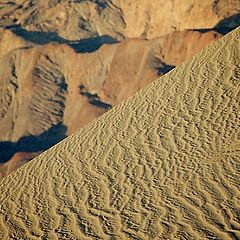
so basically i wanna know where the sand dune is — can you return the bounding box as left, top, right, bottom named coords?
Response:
left=0, top=28, right=239, bottom=239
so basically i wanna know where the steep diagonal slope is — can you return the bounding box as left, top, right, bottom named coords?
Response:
left=0, top=28, right=239, bottom=239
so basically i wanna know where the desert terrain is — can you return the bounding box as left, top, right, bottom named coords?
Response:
left=0, top=0, right=239, bottom=177
left=0, top=26, right=239, bottom=239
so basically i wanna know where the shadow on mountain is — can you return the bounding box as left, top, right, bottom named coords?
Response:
left=188, top=14, right=240, bottom=35
left=0, top=123, right=67, bottom=163
left=79, top=84, right=112, bottom=110
left=8, top=25, right=118, bottom=53
left=214, top=13, right=240, bottom=34
left=157, top=63, right=175, bottom=75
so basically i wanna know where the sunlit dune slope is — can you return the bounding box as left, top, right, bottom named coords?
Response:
left=0, top=28, right=239, bottom=239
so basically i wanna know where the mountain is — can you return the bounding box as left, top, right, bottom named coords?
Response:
left=0, top=27, right=239, bottom=239
left=0, top=0, right=239, bottom=40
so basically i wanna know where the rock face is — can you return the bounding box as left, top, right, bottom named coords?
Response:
left=0, top=0, right=239, bottom=40
left=0, top=29, right=221, bottom=139
left=0, top=0, right=239, bottom=177
left=0, top=28, right=239, bottom=239
left=0, top=30, right=221, bottom=137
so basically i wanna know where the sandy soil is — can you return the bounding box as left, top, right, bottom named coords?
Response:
left=0, top=28, right=239, bottom=239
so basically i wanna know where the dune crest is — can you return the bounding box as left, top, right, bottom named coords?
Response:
left=0, top=28, right=239, bottom=239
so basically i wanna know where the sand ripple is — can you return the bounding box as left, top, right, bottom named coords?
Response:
left=0, top=28, right=239, bottom=239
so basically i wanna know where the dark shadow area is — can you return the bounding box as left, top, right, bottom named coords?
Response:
left=214, top=13, right=240, bottom=34
left=71, top=35, right=118, bottom=53
left=157, top=63, right=175, bottom=75
left=9, top=25, right=66, bottom=44
left=90, top=98, right=112, bottom=109
left=190, top=29, right=213, bottom=33
left=190, top=13, right=240, bottom=35
left=79, top=84, right=112, bottom=110
left=6, top=25, right=118, bottom=53
left=95, top=0, right=108, bottom=9
left=0, top=123, right=67, bottom=163
left=0, top=142, right=16, bottom=163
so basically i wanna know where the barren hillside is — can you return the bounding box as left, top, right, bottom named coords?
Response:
left=0, top=0, right=239, bottom=40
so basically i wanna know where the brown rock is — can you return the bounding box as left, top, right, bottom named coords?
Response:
left=0, top=0, right=239, bottom=40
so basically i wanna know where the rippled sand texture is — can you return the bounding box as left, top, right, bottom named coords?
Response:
left=0, top=28, right=239, bottom=239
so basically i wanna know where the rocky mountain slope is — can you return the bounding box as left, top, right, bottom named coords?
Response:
left=0, top=27, right=239, bottom=239
left=0, top=0, right=239, bottom=40
left=0, top=0, right=239, bottom=177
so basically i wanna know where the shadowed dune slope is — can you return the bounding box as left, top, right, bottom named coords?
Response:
left=0, top=28, right=239, bottom=239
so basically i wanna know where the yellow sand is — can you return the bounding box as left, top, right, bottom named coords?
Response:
left=0, top=28, right=239, bottom=239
